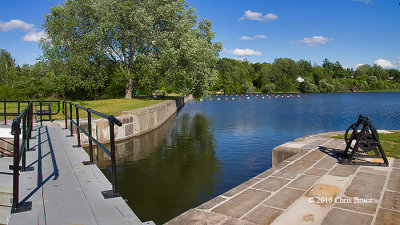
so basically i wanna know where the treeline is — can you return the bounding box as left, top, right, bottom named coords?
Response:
left=213, top=58, right=400, bottom=94
left=2, top=49, right=400, bottom=100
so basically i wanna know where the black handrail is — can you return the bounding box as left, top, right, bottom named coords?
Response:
left=62, top=100, right=122, bottom=198
left=11, top=101, right=34, bottom=213
left=0, top=100, right=60, bottom=126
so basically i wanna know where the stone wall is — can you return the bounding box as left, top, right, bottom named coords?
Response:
left=71, top=95, right=192, bottom=146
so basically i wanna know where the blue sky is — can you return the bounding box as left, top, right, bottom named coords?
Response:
left=1, top=0, right=399, bottom=69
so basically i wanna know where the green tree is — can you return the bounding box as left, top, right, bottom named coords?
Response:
left=41, top=0, right=110, bottom=99
left=299, top=77, right=319, bottom=93
left=42, top=0, right=220, bottom=99
left=0, top=49, right=16, bottom=88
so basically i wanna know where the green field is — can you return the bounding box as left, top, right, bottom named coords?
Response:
left=332, top=131, right=400, bottom=159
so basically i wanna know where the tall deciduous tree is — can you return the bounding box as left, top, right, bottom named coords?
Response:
left=0, top=49, right=16, bottom=88
left=41, top=0, right=221, bottom=99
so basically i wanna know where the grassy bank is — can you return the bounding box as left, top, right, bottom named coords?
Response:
left=1, top=96, right=177, bottom=122
left=332, top=131, right=400, bottom=159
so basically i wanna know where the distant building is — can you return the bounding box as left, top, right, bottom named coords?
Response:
left=349, top=86, right=359, bottom=92
left=387, top=77, right=395, bottom=81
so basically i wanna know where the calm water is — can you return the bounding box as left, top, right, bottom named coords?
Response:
left=95, top=92, right=400, bottom=224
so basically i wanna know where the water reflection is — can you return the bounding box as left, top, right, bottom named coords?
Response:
left=93, top=113, right=221, bottom=224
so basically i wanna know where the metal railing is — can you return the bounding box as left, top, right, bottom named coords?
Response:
left=0, top=100, right=61, bottom=126
left=10, top=101, right=34, bottom=213
left=62, top=100, right=123, bottom=198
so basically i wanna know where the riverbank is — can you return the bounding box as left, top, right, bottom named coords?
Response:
left=167, top=131, right=400, bottom=225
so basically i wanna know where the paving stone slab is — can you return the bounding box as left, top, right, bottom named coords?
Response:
left=374, top=208, right=400, bottom=225
left=321, top=208, right=373, bottom=225
left=197, top=196, right=227, bottom=210
left=387, top=175, right=400, bottom=192
left=380, top=191, right=400, bottom=211
left=328, top=164, right=359, bottom=177
left=256, top=168, right=278, bottom=179
left=393, top=159, right=400, bottom=168
left=213, top=189, right=271, bottom=218
left=273, top=160, right=315, bottom=179
left=287, top=175, right=320, bottom=191
left=166, top=209, right=254, bottom=225
left=359, top=167, right=389, bottom=176
left=313, top=156, right=337, bottom=170
left=222, top=178, right=262, bottom=198
left=303, top=150, right=326, bottom=161
left=304, top=167, right=329, bottom=177
left=262, top=188, right=304, bottom=209
left=253, top=177, right=291, bottom=192
left=242, top=205, right=282, bottom=225
left=344, top=172, right=386, bottom=199
left=334, top=196, right=378, bottom=214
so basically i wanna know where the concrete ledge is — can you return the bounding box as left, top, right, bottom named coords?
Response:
left=47, top=96, right=192, bottom=146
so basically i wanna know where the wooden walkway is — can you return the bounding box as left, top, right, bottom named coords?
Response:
left=0, top=126, right=144, bottom=225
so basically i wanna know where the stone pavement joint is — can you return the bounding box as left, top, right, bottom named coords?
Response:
left=166, top=131, right=400, bottom=225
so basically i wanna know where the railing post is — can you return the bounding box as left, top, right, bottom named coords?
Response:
left=4, top=102, right=6, bottom=125
left=28, top=103, right=33, bottom=140
left=11, top=120, right=20, bottom=212
left=69, top=103, right=73, bottom=137
left=109, top=120, right=117, bottom=193
left=39, top=101, right=43, bottom=127
left=75, top=106, right=81, bottom=147
left=88, top=109, right=93, bottom=163
left=22, top=114, right=27, bottom=171
left=63, top=101, right=67, bottom=129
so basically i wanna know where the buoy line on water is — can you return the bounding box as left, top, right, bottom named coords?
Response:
left=203, top=94, right=308, bottom=101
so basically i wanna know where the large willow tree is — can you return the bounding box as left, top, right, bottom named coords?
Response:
left=41, top=0, right=221, bottom=99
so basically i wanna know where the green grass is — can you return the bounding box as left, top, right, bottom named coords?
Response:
left=332, top=131, right=400, bottom=159
left=1, top=95, right=178, bottom=121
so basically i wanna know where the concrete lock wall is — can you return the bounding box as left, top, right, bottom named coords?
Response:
left=72, top=95, right=192, bottom=146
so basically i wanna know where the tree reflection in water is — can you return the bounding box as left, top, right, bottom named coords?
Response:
left=91, top=112, right=221, bottom=224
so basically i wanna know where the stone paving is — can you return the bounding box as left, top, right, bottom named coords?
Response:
left=166, top=131, right=400, bottom=225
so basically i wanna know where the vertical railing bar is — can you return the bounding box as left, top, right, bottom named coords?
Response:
left=11, top=120, right=20, bottom=212
left=76, top=106, right=81, bottom=147
left=109, top=119, right=117, bottom=193
left=88, top=109, right=93, bottom=163
left=64, top=101, right=67, bottom=129
left=4, top=102, right=6, bottom=125
left=22, top=113, right=27, bottom=171
left=39, top=101, right=43, bottom=127
left=69, top=103, right=73, bottom=137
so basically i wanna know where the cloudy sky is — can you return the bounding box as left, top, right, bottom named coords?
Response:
left=1, top=0, right=399, bottom=69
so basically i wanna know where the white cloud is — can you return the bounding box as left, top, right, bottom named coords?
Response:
left=0, top=19, right=34, bottom=32
left=254, top=35, right=267, bottom=39
left=239, top=36, right=254, bottom=40
left=23, top=31, right=48, bottom=42
left=294, top=36, right=334, bottom=47
left=225, top=48, right=262, bottom=56
left=374, top=58, right=398, bottom=69
left=239, top=10, right=278, bottom=22
left=239, top=34, right=267, bottom=41
left=353, top=0, right=371, bottom=4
